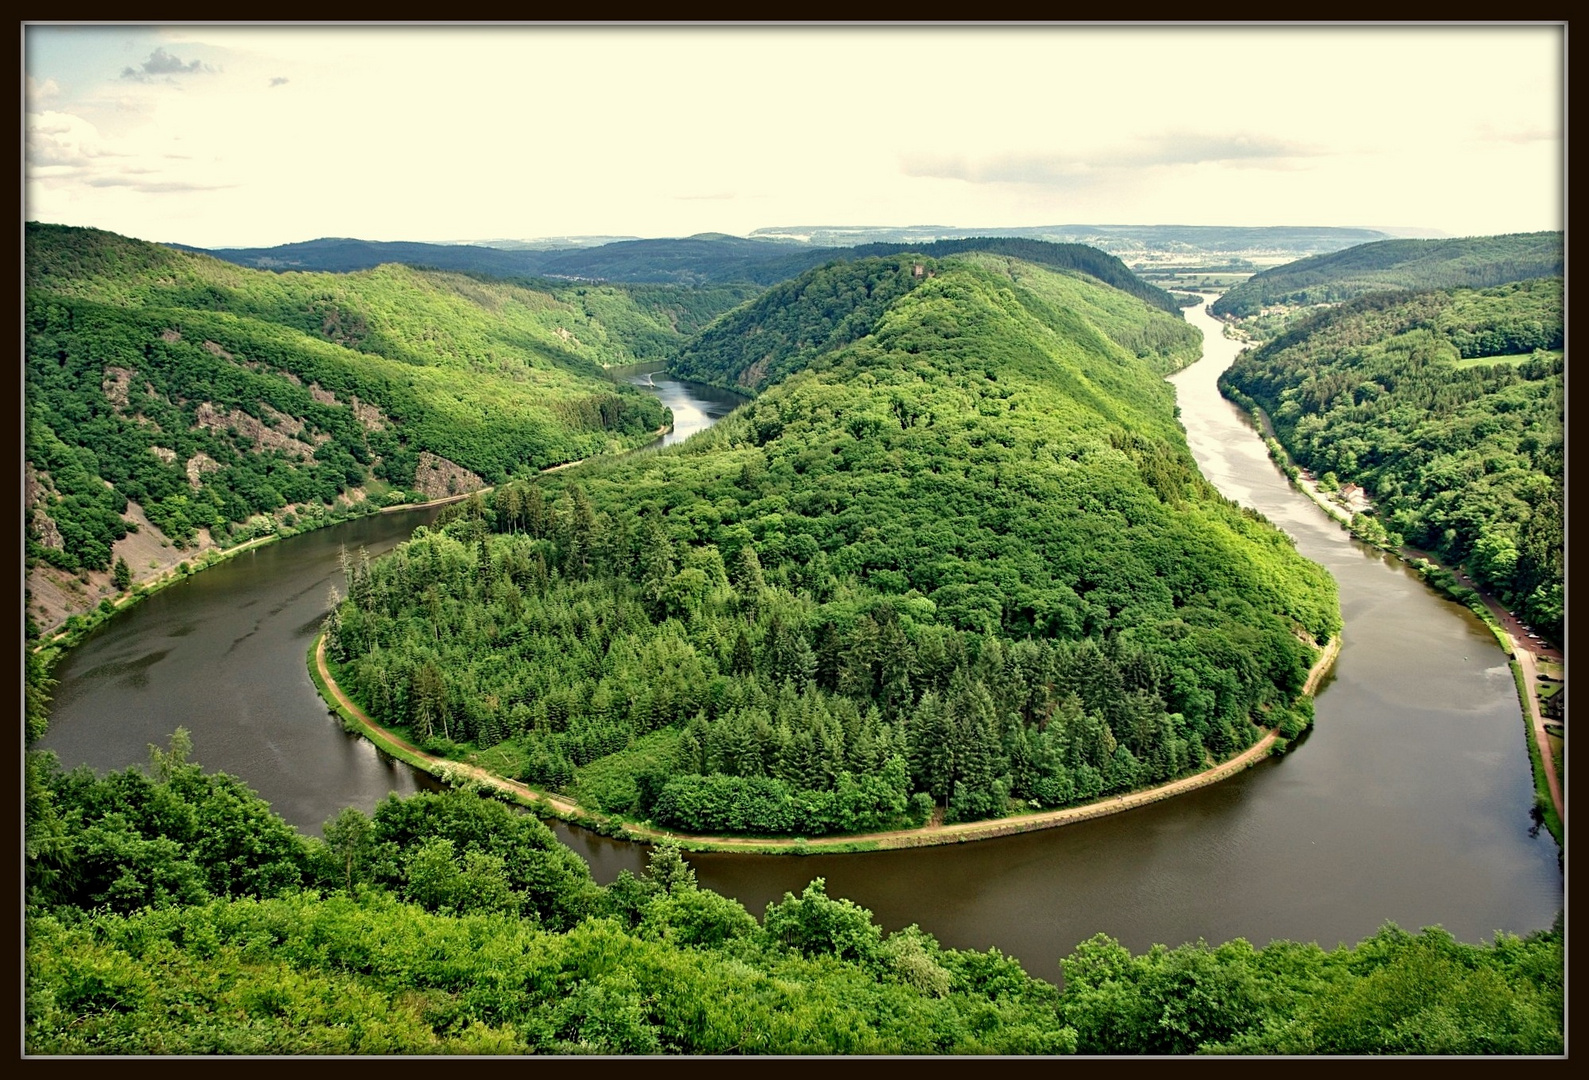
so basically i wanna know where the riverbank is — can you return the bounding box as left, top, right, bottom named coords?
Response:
left=1219, top=391, right=1563, bottom=843
left=31, top=532, right=285, bottom=668
left=30, top=421, right=681, bottom=666
left=312, top=630, right=1340, bottom=855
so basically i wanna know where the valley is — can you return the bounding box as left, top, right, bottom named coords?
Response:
left=25, top=225, right=1564, bottom=1054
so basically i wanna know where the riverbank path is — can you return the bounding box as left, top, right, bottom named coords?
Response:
left=315, top=633, right=1339, bottom=853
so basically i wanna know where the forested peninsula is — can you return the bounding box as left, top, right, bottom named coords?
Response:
left=319, top=252, right=1340, bottom=840
left=24, top=224, right=753, bottom=634
left=1219, top=278, right=1563, bottom=642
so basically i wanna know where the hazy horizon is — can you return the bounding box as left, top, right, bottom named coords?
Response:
left=26, top=25, right=1562, bottom=251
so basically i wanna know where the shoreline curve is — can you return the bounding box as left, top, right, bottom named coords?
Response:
left=312, top=631, right=1341, bottom=855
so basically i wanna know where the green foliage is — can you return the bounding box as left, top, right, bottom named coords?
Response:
left=24, top=739, right=1560, bottom=1054
left=24, top=746, right=1081, bottom=1054
left=25, top=223, right=676, bottom=575
left=26, top=731, right=312, bottom=915
left=1221, top=279, right=1563, bottom=639
left=327, top=254, right=1337, bottom=836
left=1059, top=924, right=1563, bottom=1055
left=763, top=878, right=885, bottom=963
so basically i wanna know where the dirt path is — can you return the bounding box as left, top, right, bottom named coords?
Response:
left=378, top=425, right=672, bottom=514
left=315, top=633, right=1340, bottom=854
left=316, top=635, right=586, bottom=818
left=1513, top=645, right=1564, bottom=825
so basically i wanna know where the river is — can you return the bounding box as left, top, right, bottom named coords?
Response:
left=38, top=311, right=1562, bottom=979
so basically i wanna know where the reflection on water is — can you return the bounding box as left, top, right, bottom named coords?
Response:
left=611, top=363, right=746, bottom=447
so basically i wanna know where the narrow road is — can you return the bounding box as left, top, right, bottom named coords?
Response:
left=315, top=632, right=1340, bottom=853
left=1512, top=644, right=1564, bottom=824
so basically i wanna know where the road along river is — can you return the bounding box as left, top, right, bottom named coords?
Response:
left=38, top=316, right=1561, bottom=977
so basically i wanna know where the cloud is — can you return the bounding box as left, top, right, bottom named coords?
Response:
left=121, top=47, right=213, bottom=82
left=269, top=76, right=289, bottom=87
left=26, top=75, right=61, bottom=108
left=1473, top=122, right=1558, bottom=145
left=26, top=108, right=231, bottom=195
left=83, top=175, right=238, bottom=193
left=902, top=134, right=1318, bottom=186
left=26, top=110, right=123, bottom=169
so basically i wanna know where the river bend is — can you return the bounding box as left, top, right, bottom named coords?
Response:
left=39, top=321, right=1561, bottom=976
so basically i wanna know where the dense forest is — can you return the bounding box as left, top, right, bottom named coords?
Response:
left=321, top=253, right=1339, bottom=837
left=23, top=717, right=1563, bottom=1054
left=24, top=224, right=727, bottom=578
left=1220, top=279, right=1563, bottom=640
left=1210, top=232, right=1563, bottom=322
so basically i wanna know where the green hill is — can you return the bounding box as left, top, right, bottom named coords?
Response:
left=1211, top=232, right=1563, bottom=321
left=24, top=223, right=692, bottom=588
left=1220, top=278, right=1563, bottom=639
left=673, top=252, right=1193, bottom=394
left=323, top=253, right=1338, bottom=837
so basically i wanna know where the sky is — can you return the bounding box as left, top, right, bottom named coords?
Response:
left=24, top=24, right=1565, bottom=249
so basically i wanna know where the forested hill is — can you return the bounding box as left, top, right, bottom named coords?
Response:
left=184, top=233, right=1181, bottom=311
left=1220, top=278, right=1563, bottom=640
left=844, top=238, right=1182, bottom=313
left=1211, top=231, right=1563, bottom=319
left=324, top=253, right=1339, bottom=839
left=23, top=223, right=696, bottom=606
left=671, top=255, right=1196, bottom=394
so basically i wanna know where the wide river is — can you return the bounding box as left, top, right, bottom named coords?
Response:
left=39, top=319, right=1562, bottom=979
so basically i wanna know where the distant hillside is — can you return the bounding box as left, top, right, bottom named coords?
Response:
left=672, top=252, right=1197, bottom=394
left=1220, top=277, right=1563, bottom=639
left=1211, top=232, right=1563, bottom=320
left=24, top=223, right=691, bottom=630
left=183, top=234, right=818, bottom=285
left=184, top=233, right=1180, bottom=309
left=749, top=223, right=1393, bottom=256
left=846, top=238, right=1180, bottom=313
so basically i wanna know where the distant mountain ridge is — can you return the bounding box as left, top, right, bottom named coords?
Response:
left=175, top=233, right=1185, bottom=312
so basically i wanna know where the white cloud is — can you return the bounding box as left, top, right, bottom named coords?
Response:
left=26, top=75, right=61, bottom=107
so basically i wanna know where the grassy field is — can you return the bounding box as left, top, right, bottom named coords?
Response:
left=1451, top=349, right=1558, bottom=369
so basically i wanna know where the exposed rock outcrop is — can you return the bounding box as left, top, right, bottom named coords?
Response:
left=414, top=452, right=485, bottom=500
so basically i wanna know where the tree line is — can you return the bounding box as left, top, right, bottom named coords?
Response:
left=1220, top=279, right=1563, bottom=640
